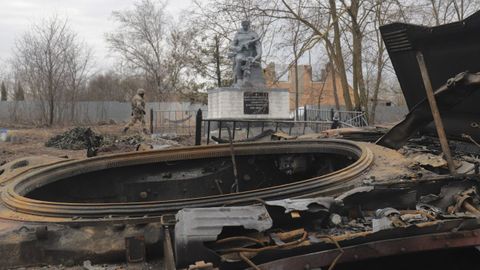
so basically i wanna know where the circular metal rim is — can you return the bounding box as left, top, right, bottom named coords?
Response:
left=1, top=139, right=374, bottom=220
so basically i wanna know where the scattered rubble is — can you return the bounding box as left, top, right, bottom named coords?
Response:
left=82, top=260, right=119, bottom=270
left=117, top=134, right=145, bottom=146
left=175, top=176, right=480, bottom=269
left=412, top=153, right=448, bottom=168
left=150, top=134, right=180, bottom=146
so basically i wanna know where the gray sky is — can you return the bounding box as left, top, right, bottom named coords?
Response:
left=0, top=0, right=193, bottom=71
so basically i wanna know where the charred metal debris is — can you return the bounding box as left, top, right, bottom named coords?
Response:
left=1, top=135, right=480, bottom=269
left=175, top=177, right=480, bottom=270
left=2, top=11, right=480, bottom=270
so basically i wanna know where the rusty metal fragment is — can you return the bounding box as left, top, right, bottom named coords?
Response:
left=377, top=72, right=480, bottom=150
left=125, top=235, right=146, bottom=263
left=265, top=198, right=338, bottom=213
left=174, top=205, right=273, bottom=267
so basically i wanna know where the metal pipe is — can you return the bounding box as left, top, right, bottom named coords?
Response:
left=163, top=226, right=176, bottom=270
left=227, top=127, right=240, bottom=193
left=463, top=201, right=480, bottom=216
left=416, top=52, right=456, bottom=175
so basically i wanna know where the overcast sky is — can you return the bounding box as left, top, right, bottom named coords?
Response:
left=0, top=0, right=193, bottom=71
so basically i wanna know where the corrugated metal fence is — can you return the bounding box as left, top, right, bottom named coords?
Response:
left=0, top=101, right=207, bottom=126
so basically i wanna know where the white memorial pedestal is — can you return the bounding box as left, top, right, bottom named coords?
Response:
left=207, top=87, right=290, bottom=120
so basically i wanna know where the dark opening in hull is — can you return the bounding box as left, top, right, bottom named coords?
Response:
left=3, top=140, right=372, bottom=218
left=26, top=153, right=356, bottom=203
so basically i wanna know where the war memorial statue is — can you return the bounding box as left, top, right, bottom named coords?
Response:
left=207, top=20, right=289, bottom=119
left=229, top=20, right=265, bottom=87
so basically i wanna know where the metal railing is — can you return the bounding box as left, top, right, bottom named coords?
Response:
left=151, top=109, right=206, bottom=136
left=297, top=107, right=368, bottom=127
left=201, top=119, right=334, bottom=145
left=151, top=107, right=369, bottom=145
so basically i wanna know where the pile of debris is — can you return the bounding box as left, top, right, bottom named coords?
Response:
left=118, top=134, right=144, bottom=146
left=45, top=128, right=151, bottom=153
left=45, top=127, right=103, bottom=150
left=175, top=177, right=480, bottom=269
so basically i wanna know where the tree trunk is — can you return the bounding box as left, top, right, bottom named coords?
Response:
left=325, top=47, right=340, bottom=110
left=294, top=46, right=299, bottom=120
left=49, top=97, right=55, bottom=126
left=215, top=35, right=222, bottom=87
left=352, top=27, right=367, bottom=111
left=369, top=40, right=385, bottom=124
left=331, top=64, right=341, bottom=110
left=350, top=0, right=367, bottom=112
left=329, top=0, right=353, bottom=110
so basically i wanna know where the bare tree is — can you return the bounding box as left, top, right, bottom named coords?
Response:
left=251, top=0, right=355, bottom=110
left=367, top=0, right=397, bottom=123
left=276, top=6, right=311, bottom=119
left=423, top=0, right=480, bottom=25
left=163, top=21, right=200, bottom=94
left=106, top=0, right=169, bottom=100
left=326, top=0, right=354, bottom=110
left=65, top=40, right=93, bottom=121
left=12, top=15, right=89, bottom=125
left=85, top=70, right=146, bottom=102
left=190, top=0, right=283, bottom=88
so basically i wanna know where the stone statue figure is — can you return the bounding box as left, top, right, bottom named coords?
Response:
left=229, top=20, right=265, bottom=86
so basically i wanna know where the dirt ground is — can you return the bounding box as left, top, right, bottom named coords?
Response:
left=0, top=123, right=194, bottom=164
left=0, top=123, right=188, bottom=269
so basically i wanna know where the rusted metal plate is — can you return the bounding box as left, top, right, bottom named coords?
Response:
left=377, top=72, right=480, bottom=149
left=255, top=228, right=480, bottom=270
left=125, top=235, right=146, bottom=263
left=380, top=12, right=480, bottom=144
left=265, top=197, right=337, bottom=213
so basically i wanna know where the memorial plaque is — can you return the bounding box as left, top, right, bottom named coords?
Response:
left=244, top=92, right=269, bottom=114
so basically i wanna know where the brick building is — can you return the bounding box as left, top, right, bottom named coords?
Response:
left=264, top=63, right=353, bottom=111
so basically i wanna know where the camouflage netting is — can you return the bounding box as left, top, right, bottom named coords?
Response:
left=45, top=127, right=103, bottom=150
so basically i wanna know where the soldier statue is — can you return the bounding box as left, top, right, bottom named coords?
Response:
left=229, top=20, right=263, bottom=86
left=123, top=88, right=149, bottom=134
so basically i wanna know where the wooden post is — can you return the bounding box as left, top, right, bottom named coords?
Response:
left=232, top=121, right=236, bottom=140
left=207, top=120, right=211, bottom=145
left=218, top=121, right=222, bottom=140
left=149, top=109, right=154, bottom=134
left=416, top=52, right=456, bottom=175
left=227, top=127, right=239, bottom=193
left=195, top=109, right=202, bottom=145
